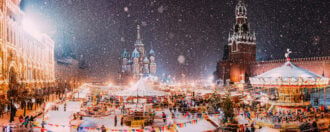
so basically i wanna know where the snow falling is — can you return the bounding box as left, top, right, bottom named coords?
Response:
left=19, top=0, right=329, bottom=80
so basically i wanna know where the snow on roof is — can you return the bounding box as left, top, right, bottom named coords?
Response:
left=256, top=61, right=322, bottom=79
left=250, top=61, right=329, bottom=86
left=114, top=79, right=167, bottom=96
left=57, top=57, right=78, bottom=65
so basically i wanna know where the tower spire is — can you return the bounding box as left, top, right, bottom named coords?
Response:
left=235, top=0, right=247, bottom=24
left=137, top=25, right=141, bottom=40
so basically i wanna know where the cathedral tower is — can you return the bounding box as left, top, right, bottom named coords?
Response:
left=121, top=48, right=129, bottom=72
left=149, top=49, right=157, bottom=75
left=132, top=48, right=140, bottom=79
left=143, top=56, right=150, bottom=76
left=134, top=25, right=145, bottom=63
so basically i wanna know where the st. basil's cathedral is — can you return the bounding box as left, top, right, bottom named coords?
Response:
left=118, top=25, right=157, bottom=84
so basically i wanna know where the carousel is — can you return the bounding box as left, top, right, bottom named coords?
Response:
left=114, top=78, right=168, bottom=127
left=249, top=49, right=329, bottom=112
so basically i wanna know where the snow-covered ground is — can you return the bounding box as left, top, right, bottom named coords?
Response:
left=177, top=119, right=216, bottom=132
left=34, top=101, right=82, bottom=132
left=73, top=86, right=90, bottom=99
left=33, top=84, right=219, bottom=132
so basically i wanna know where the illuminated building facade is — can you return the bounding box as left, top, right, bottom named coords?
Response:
left=0, top=0, right=55, bottom=99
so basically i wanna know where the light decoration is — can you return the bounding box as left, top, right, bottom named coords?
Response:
left=191, top=83, right=195, bottom=87
left=22, top=17, right=42, bottom=39
left=249, top=49, right=329, bottom=108
left=129, top=81, right=135, bottom=86
left=250, top=49, right=329, bottom=87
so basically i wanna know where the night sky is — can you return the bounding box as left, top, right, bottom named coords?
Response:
left=20, top=0, right=329, bottom=80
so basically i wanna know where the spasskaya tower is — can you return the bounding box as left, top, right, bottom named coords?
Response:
left=220, top=0, right=256, bottom=83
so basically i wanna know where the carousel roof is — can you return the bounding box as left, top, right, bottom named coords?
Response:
left=250, top=60, right=329, bottom=86
left=256, top=61, right=322, bottom=78
left=114, top=79, right=167, bottom=96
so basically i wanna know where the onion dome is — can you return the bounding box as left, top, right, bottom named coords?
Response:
left=132, top=48, right=140, bottom=58
left=121, top=48, right=129, bottom=58
left=143, top=56, right=149, bottom=64
left=149, top=49, right=155, bottom=56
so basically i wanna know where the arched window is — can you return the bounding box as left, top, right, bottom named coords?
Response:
left=232, top=41, right=237, bottom=51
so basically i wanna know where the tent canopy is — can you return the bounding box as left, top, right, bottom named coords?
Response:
left=114, top=79, right=167, bottom=97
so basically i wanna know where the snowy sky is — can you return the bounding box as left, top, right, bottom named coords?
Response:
left=20, top=0, right=329, bottom=80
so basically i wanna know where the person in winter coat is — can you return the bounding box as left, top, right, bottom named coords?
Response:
left=120, top=116, right=124, bottom=126
left=101, top=125, right=106, bottom=132
left=162, top=112, right=167, bottom=123
left=114, top=115, right=117, bottom=126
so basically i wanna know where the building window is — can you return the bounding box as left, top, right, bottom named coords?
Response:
left=232, top=41, right=237, bottom=51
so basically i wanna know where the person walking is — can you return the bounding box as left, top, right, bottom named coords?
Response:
left=120, top=116, right=124, bottom=126
left=19, top=115, right=24, bottom=124
left=24, top=116, right=29, bottom=128
left=64, top=103, right=67, bottom=112
left=162, top=112, right=167, bottom=124
left=101, top=125, right=106, bottom=132
left=114, top=115, right=117, bottom=127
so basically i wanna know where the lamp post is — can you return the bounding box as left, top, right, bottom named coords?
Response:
left=8, top=86, right=17, bottom=123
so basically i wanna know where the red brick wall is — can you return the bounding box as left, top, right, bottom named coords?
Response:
left=218, top=56, right=330, bottom=84
left=229, top=44, right=256, bottom=63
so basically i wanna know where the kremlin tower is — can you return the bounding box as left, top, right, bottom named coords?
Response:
left=219, top=0, right=256, bottom=83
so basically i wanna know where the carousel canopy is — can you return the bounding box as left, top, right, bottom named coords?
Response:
left=114, top=79, right=167, bottom=96
left=250, top=60, right=329, bottom=87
